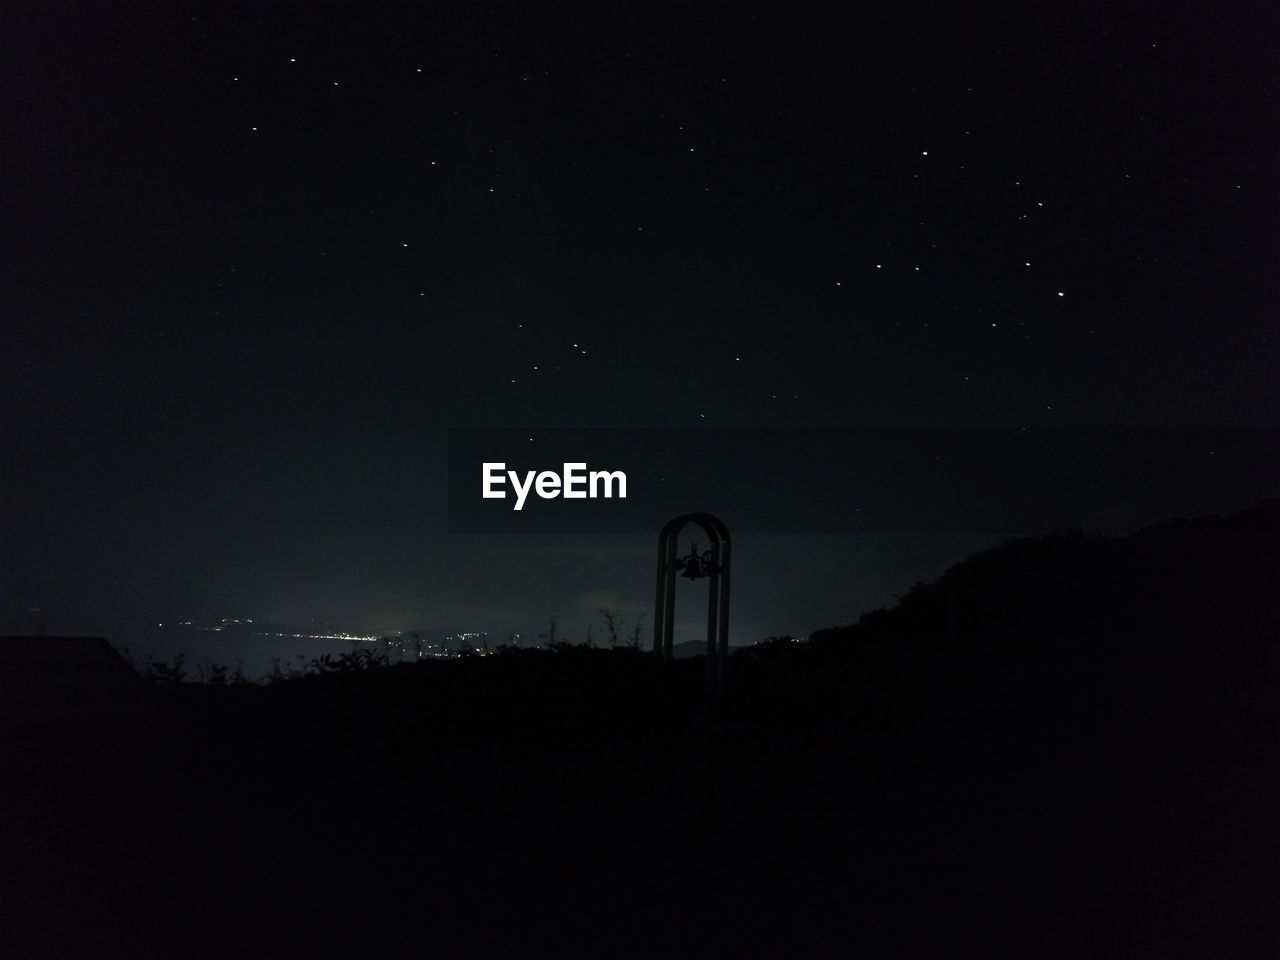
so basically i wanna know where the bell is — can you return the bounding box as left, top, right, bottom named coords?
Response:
left=678, top=543, right=708, bottom=580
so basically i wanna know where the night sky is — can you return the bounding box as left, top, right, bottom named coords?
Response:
left=2, top=2, right=1277, bottom=655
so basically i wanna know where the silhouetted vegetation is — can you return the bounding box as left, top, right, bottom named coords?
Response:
left=599, top=608, right=645, bottom=648
left=307, top=648, right=391, bottom=674
left=3, top=502, right=1276, bottom=959
left=135, top=650, right=188, bottom=685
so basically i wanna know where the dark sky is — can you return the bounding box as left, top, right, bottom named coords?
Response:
left=2, top=1, right=1277, bottom=651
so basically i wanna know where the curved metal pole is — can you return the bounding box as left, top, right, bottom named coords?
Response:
left=653, top=524, right=679, bottom=661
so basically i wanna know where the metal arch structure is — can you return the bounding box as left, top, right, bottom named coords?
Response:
left=653, top=513, right=731, bottom=690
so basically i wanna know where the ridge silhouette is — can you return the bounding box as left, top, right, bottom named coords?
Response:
left=1, top=501, right=1276, bottom=959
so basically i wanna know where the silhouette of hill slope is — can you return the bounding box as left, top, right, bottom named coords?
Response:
left=1, top=502, right=1276, bottom=959
left=810, top=498, right=1279, bottom=669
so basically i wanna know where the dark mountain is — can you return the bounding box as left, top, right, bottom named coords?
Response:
left=810, top=497, right=1279, bottom=670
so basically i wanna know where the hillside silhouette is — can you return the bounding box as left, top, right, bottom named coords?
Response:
left=2, top=503, right=1277, bottom=958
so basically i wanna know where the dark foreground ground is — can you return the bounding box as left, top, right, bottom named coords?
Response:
left=3, top=504, right=1278, bottom=958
